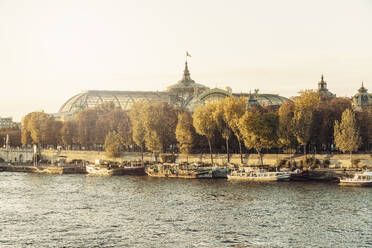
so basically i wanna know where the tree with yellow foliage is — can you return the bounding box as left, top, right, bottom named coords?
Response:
left=334, top=108, right=361, bottom=162
left=223, top=97, right=247, bottom=163
left=175, top=112, right=195, bottom=158
left=104, top=131, right=121, bottom=158
left=193, top=103, right=217, bottom=164
left=292, top=90, right=320, bottom=156
left=239, top=111, right=279, bottom=166
left=129, top=102, right=147, bottom=160
left=213, top=101, right=232, bottom=162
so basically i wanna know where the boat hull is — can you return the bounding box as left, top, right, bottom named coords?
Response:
left=227, top=175, right=282, bottom=181
left=87, top=165, right=145, bottom=176
left=145, top=171, right=198, bottom=179
left=339, top=181, right=372, bottom=187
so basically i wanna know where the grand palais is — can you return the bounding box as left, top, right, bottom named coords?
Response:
left=55, top=61, right=288, bottom=121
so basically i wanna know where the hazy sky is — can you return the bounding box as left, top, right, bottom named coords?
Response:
left=1, top=0, right=372, bottom=121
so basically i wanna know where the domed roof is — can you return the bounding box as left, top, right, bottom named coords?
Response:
left=236, top=92, right=289, bottom=106
left=58, top=90, right=171, bottom=113
left=166, top=62, right=209, bottom=92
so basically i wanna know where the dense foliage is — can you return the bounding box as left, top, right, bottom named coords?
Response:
left=12, top=91, right=368, bottom=160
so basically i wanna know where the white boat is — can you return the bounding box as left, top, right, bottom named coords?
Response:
left=227, top=169, right=291, bottom=181
left=339, top=171, right=372, bottom=187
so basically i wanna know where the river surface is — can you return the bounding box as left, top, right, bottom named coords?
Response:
left=0, top=172, right=371, bottom=248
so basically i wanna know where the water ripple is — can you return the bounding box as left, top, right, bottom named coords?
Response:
left=0, top=173, right=371, bottom=247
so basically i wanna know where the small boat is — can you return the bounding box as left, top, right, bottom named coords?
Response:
left=86, top=160, right=145, bottom=176
left=145, top=163, right=199, bottom=179
left=227, top=168, right=291, bottom=182
left=86, top=163, right=124, bottom=176
left=289, top=169, right=310, bottom=181
left=197, top=169, right=213, bottom=178
left=212, top=167, right=230, bottom=178
left=339, top=171, right=372, bottom=187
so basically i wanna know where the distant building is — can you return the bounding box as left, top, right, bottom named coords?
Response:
left=55, top=60, right=288, bottom=121
left=0, top=117, right=19, bottom=129
left=352, top=82, right=372, bottom=111
left=317, top=75, right=336, bottom=98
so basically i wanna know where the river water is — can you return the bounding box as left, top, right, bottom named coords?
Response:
left=0, top=172, right=371, bottom=248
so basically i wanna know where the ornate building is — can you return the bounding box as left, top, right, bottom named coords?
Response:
left=352, top=82, right=372, bottom=111
left=56, top=61, right=288, bottom=120
left=317, top=75, right=336, bottom=97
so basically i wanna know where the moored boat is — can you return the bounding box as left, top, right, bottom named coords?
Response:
left=212, top=167, right=230, bottom=178
left=145, top=163, right=199, bottom=178
left=86, top=163, right=124, bottom=176
left=86, top=160, right=145, bottom=176
left=227, top=168, right=290, bottom=182
left=339, top=171, right=372, bottom=187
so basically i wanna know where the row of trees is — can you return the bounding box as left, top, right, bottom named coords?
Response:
left=189, top=91, right=361, bottom=164
left=16, top=91, right=364, bottom=162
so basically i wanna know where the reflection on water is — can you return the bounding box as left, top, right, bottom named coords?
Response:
left=0, top=173, right=371, bottom=247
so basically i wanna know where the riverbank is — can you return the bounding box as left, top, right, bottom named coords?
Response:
left=40, top=150, right=372, bottom=169
left=0, top=164, right=86, bottom=174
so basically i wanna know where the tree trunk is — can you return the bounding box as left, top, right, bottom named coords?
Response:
left=238, top=138, right=243, bottom=164
left=141, top=145, right=144, bottom=162
left=207, top=139, right=214, bottom=165
left=350, top=151, right=352, bottom=166
left=258, top=150, right=263, bottom=167
left=226, top=138, right=230, bottom=163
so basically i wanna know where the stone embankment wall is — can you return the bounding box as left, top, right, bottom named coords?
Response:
left=40, top=149, right=372, bottom=168
left=0, top=148, right=34, bottom=163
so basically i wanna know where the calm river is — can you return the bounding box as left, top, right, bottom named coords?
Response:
left=0, top=172, right=371, bottom=247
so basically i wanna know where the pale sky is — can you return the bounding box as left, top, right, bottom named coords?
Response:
left=1, top=0, right=372, bottom=121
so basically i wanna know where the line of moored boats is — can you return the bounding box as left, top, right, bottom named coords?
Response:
left=85, top=160, right=372, bottom=187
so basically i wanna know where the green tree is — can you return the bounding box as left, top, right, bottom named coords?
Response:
left=104, top=131, right=121, bottom=158
left=193, top=103, right=217, bottom=164
left=334, top=109, right=361, bottom=162
left=239, top=111, right=279, bottom=166
left=223, top=97, right=247, bottom=163
left=175, top=112, right=195, bottom=159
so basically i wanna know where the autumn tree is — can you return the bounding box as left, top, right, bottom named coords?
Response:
left=21, top=113, right=32, bottom=145
left=97, top=109, right=132, bottom=148
left=22, top=112, right=60, bottom=146
left=213, top=101, right=232, bottom=162
left=104, top=131, right=121, bottom=158
left=61, top=121, right=77, bottom=148
left=278, top=100, right=297, bottom=150
left=334, top=109, right=361, bottom=162
left=312, top=97, right=351, bottom=151
left=142, top=102, right=178, bottom=156
left=239, top=111, right=279, bottom=166
left=193, top=103, right=217, bottom=164
left=0, top=127, right=21, bottom=147
left=223, top=97, right=247, bottom=163
left=129, top=102, right=147, bottom=161
left=292, top=90, right=320, bottom=156
left=129, top=102, right=177, bottom=161
left=175, top=112, right=195, bottom=158
left=74, top=109, right=99, bottom=148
